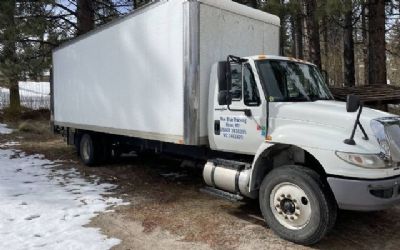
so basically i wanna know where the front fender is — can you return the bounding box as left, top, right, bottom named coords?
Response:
left=249, top=124, right=396, bottom=192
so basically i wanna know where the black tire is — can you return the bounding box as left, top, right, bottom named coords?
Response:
left=259, top=165, right=337, bottom=245
left=301, top=167, right=337, bottom=233
left=79, top=133, right=103, bottom=166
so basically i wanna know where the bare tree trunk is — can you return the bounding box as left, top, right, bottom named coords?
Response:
left=280, top=14, right=286, bottom=56
left=362, top=4, right=369, bottom=85
left=305, top=0, right=321, bottom=69
left=9, top=80, right=21, bottom=112
left=343, top=2, right=355, bottom=87
left=368, top=0, right=386, bottom=85
left=322, top=15, right=328, bottom=58
left=291, top=17, right=297, bottom=57
left=295, top=12, right=304, bottom=59
left=77, top=0, right=94, bottom=35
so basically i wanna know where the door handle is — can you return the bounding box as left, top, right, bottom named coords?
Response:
left=214, top=120, right=220, bottom=135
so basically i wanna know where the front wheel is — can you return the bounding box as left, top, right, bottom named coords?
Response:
left=259, top=165, right=337, bottom=245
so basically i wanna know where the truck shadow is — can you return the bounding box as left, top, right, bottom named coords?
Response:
left=103, top=153, right=205, bottom=185
left=227, top=201, right=266, bottom=227
left=101, top=155, right=400, bottom=248
left=230, top=200, right=400, bottom=249
left=315, top=208, right=400, bottom=249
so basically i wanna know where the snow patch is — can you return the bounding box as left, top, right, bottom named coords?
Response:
left=0, top=141, right=20, bottom=148
left=0, top=123, right=13, bottom=134
left=0, top=149, right=128, bottom=250
left=0, top=81, right=50, bottom=97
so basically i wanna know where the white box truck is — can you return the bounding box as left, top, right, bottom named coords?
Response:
left=52, top=0, right=400, bottom=245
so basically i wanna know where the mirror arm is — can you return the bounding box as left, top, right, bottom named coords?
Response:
left=344, top=105, right=367, bottom=145
left=357, top=120, right=369, bottom=140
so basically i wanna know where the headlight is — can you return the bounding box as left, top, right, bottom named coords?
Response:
left=335, top=151, right=392, bottom=169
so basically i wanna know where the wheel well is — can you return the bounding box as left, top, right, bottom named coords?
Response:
left=251, top=144, right=327, bottom=191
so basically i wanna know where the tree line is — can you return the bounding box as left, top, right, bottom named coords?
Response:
left=0, top=0, right=399, bottom=113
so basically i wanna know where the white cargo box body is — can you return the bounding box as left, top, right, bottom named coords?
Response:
left=53, top=0, right=280, bottom=145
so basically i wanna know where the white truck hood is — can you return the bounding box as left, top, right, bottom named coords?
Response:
left=268, top=100, right=399, bottom=153
left=270, top=100, right=394, bottom=131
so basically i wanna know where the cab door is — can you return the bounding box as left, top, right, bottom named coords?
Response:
left=212, top=62, right=267, bottom=155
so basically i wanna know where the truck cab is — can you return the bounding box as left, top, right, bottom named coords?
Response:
left=205, top=55, right=400, bottom=244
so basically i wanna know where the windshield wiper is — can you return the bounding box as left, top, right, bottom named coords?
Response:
left=308, top=95, right=331, bottom=102
left=287, top=96, right=309, bottom=102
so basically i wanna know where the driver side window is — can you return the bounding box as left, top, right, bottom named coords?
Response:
left=229, top=63, right=261, bottom=106
left=230, top=63, right=242, bottom=101
left=243, top=64, right=261, bottom=106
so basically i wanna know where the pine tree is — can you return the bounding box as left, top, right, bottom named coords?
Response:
left=0, top=0, right=53, bottom=113
left=0, top=0, right=19, bottom=113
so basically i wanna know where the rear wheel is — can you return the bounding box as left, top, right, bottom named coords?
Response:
left=259, top=165, right=337, bottom=245
left=79, top=133, right=103, bottom=166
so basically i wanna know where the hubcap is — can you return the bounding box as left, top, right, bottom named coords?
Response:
left=82, top=138, right=91, bottom=161
left=270, top=182, right=312, bottom=230
left=281, top=198, right=296, bottom=214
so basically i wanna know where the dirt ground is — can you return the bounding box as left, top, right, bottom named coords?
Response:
left=1, top=114, right=400, bottom=250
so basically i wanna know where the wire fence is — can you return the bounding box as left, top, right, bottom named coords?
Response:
left=0, top=82, right=50, bottom=110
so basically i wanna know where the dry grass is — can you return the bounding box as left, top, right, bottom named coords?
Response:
left=18, top=120, right=49, bottom=134
left=0, top=109, right=76, bottom=161
left=18, top=139, right=76, bottom=161
left=0, top=107, right=50, bottom=123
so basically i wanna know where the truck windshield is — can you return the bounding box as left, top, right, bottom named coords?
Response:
left=255, top=60, right=333, bottom=102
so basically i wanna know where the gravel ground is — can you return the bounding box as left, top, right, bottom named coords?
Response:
left=1, top=120, right=400, bottom=250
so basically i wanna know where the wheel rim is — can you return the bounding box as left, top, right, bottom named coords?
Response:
left=82, top=138, right=91, bottom=162
left=270, top=182, right=312, bottom=230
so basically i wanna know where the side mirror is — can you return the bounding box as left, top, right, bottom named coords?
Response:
left=346, top=94, right=361, bottom=112
left=218, top=90, right=232, bottom=106
left=217, top=61, right=229, bottom=91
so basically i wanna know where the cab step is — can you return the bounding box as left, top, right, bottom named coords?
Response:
left=209, top=158, right=250, bottom=171
left=200, top=186, right=244, bottom=202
